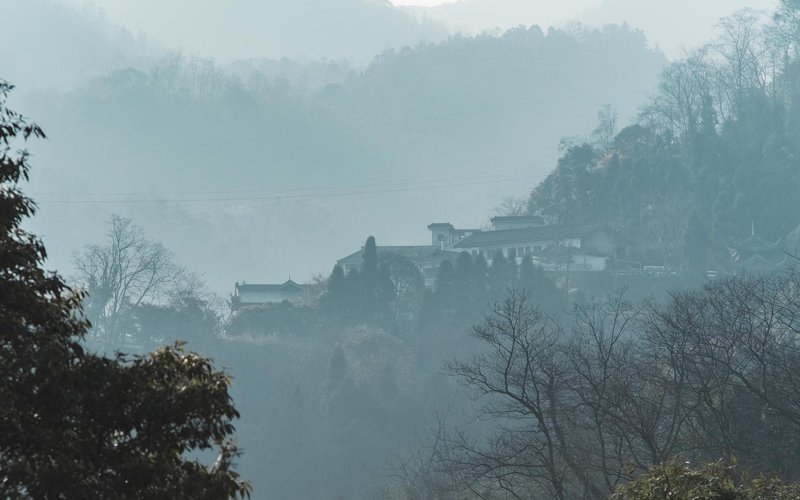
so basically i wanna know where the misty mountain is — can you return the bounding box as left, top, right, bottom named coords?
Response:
left=20, top=23, right=665, bottom=293
left=65, top=0, right=448, bottom=64
left=404, top=0, right=778, bottom=58
left=402, top=0, right=598, bottom=35
left=579, top=0, right=778, bottom=56
left=1, top=0, right=158, bottom=91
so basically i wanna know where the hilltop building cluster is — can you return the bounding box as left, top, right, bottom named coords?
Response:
left=338, top=216, right=612, bottom=288
left=231, top=219, right=800, bottom=311
left=233, top=216, right=615, bottom=308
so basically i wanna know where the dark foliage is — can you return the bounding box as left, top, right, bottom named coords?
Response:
left=528, top=10, right=800, bottom=271
left=0, top=81, right=249, bottom=498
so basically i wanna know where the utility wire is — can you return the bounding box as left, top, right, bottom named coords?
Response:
left=35, top=171, right=541, bottom=205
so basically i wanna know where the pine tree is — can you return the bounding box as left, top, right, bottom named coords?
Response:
left=362, top=235, right=379, bottom=281
left=488, top=250, right=515, bottom=299
left=436, top=259, right=457, bottom=299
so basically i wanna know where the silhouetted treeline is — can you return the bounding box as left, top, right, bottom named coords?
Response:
left=220, top=236, right=566, bottom=497
left=227, top=235, right=565, bottom=341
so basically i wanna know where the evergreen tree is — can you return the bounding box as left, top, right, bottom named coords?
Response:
left=472, top=254, right=490, bottom=304
left=518, top=255, right=566, bottom=314
left=0, top=81, right=248, bottom=498
left=488, top=250, right=515, bottom=299
left=435, top=259, right=457, bottom=299
left=321, top=264, right=351, bottom=322
left=326, top=264, right=347, bottom=306
left=454, top=251, right=475, bottom=310
left=355, top=236, right=396, bottom=327
left=362, top=235, right=379, bottom=281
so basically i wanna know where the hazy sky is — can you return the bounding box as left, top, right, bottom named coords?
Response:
left=64, top=0, right=777, bottom=62
left=391, top=0, right=457, bottom=5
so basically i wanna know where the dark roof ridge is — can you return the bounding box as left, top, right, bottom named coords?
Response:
left=452, top=223, right=605, bottom=248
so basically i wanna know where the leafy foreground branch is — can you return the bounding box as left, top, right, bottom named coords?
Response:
left=612, top=461, right=800, bottom=499
left=0, top=80, right=249, bottom=498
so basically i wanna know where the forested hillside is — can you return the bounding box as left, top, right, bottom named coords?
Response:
left=1, top=0, right=157, bottom=91
left=527, top=5, right=800, bottom=273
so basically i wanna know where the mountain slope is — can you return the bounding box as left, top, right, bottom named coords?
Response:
left=1, top=0, right=157, bottom=91
left=405, top=0, right=777, bottom=57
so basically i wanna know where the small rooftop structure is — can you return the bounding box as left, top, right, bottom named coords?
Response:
left=451, top=223, right=609, bottom=252
left=232, top=280, right=306, bottom=311
left=728, top=225, right=786, bottom=273
left=427, top=223, right=482, bottom=248
left=490, top=215, right=544, bottom=231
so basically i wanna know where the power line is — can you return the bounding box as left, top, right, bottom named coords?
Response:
left=35, top=171, right=543, bottom=205
left=55, top=95, right=558, bottom=162
left=32, top=152, right=536, bottom=197
left=32, top=150, right=551, bottom=206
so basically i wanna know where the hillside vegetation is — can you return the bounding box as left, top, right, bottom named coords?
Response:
left=527, top=6, right=800, bottom=273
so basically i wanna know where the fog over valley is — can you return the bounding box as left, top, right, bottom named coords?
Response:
left=11, top=0, right=667, bottom=289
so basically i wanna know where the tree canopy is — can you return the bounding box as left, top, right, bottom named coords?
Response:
left=527, top=8, right=800, bottom=271
left=0, top=80, right=249, bottom=498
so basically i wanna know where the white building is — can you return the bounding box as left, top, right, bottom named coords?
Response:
left=336, top=217, right=614, bottom=288
left=231, top=280, right=307, bottom=311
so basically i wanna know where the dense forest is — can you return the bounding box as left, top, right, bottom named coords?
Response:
left=527, top=5, right=800, bottom=275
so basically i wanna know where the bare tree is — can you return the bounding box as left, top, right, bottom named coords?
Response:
left=73, top=215, right=187, bottom=350
left=438, top=291, right=697, bottom=498
left=644, top=270, right=800, bottom=476
left=433, top=270, right=800, bottom=497
left=492, top=195, right=529, bottom=217
left=591, top=104, right=618, bottom=152
left=715, top=9, right=770, bottom=111
left=443, top=290, right=622, bottom=499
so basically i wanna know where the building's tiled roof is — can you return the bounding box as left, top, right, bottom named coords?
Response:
left=451, top=224, right=604, bottom=249
left=732, top=234, right=784, bottom=256
left=490, top=216, right=544, bottom=224
left=236, top=280, right=305, bottom=293
left=337, top=246, right=461, bottom=266
left=735, top=254, right=787, bottom=272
